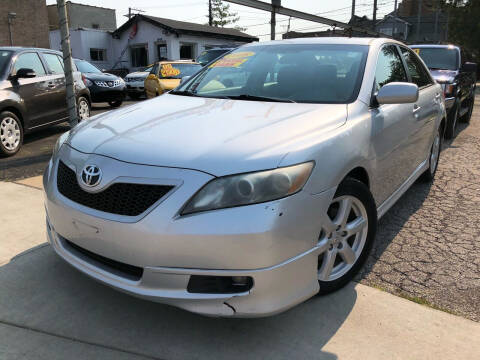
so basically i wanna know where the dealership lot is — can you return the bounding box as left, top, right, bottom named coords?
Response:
left=1, top=94, right=480, bottom=358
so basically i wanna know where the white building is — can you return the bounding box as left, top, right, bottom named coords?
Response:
left=49, top=14, right=258, bottom=72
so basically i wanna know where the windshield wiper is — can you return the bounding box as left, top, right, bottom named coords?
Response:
left=225, top=94, right=296, bottom=103
left=169, top=90, right=199, bottom=97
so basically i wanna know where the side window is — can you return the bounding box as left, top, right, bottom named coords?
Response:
left=400, top=48, right=433, bottom=88
left=150, top=63, right=159, bottom=76
left=43, top=53, right=64, bottom=74
left=375, top=45, right=407, bottom=90
left=13, top=52, right=46, bottom=76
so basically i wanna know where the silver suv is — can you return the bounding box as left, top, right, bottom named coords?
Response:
left=44, top=38, right=446, bottom=317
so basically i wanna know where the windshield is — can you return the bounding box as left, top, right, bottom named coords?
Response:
left=143, top=65, right=153, bottom=72
left=75, top=60, right=102, bottom=73
left=177, top=44, right=368, bottom=103
left=158, top=63, right=202, bottom=79
left=412, top=47, right=459, bottom=71
left=196, top=50, right=229, bottom=65
left=0, top=50, right=12, bottom=75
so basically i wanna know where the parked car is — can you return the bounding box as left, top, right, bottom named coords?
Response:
left=196, top=47, right=235, bottom=66
left=410, top=44, right=477, bottom=139
left=0, top=47, right=90, bottom=156
left=144, top=60, right=202, bottom=98
left=124, top=64, right=153, bottom=99
left=74, top=59, right=126, bottom=108
left=44, top=38, right=446, bottom=317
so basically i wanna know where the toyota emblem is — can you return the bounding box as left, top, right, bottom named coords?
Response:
left=81, top=165, right=102, bottom=187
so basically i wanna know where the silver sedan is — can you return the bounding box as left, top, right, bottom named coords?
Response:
left=44, top=37, right=446, bottom=317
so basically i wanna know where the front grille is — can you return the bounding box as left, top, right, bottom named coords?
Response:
left=95, top=79, right=122, bottom=87
left=57, top=161, right=173, bottom=216
left=63, top=238, right=143, bottom=281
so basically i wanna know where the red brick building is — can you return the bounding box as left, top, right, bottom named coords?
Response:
left=0, top=0, right=49, bottom=48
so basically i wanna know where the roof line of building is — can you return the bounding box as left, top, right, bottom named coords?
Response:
left=46, top=0, right=115, bottom=12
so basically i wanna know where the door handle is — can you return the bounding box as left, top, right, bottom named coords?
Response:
left=413, top=105, right=421, bottom=113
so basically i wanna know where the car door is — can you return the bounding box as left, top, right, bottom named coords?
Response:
left=10, top=51, right=53, bottom=129
left=41, top=52, right=69, bottom=121
left=399, top=46, right=439, bottom=168
left=370, top=44, right=417, bottom=203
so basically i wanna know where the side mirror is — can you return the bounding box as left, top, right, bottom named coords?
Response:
left=376, top=82, right=419, bottom=105
left=15, top=68, right=36, bottom=79
left=180, top=76, right=191, bottom=85
left=462, top=62, right=477, bottom=73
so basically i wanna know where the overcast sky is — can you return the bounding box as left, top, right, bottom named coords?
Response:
left=46, top=0, right=396, bottom=41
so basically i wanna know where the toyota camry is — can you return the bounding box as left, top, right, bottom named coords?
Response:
left=44, top=38, right=445, bottom=317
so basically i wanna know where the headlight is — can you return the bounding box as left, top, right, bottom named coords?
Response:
left=181, top=162, right=314, bottom=215
left=52, top=130, right=70, bottom=158
left=441, top=83, right=456, bottom=97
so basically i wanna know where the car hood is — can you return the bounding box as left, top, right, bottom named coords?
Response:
left=83, top=72, right=120, bottom=81
left=430, top=69, right=458, bottom=83
left=68, top=94, right=347, bottom=176
left=125, top=71, right=149, bottom=78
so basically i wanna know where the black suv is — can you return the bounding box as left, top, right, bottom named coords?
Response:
left=0, top=47, right=91, bottom=156
left=74, top=59, right=126, bottom=108
left=411, top=44, right=477, bottom=139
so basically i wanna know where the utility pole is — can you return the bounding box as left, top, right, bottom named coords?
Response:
left=416, top=0, right=423, bottom=41
left=7, top=12, right=16, bottom=46
left=56, top=0, right=77, bottom=126
left=209, top=0, right=213, bottom=26
left=393, top=0, right=398, bottom=38
left=271, top=0, right=281, bottom=40
left=351, top=0, right=355, bottom=19
left=373, top=0, right=377, bottom=30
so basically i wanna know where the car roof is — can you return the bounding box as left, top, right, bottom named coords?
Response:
left=0, top=46, right=61, bottom=54
left=410, top=44, right=460, bottom=50
left=243, top=37, right=402, bottom=47
left=156, top=60, right=200, bottom=65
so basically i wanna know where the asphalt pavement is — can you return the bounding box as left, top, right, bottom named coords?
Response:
left=0, top=100, right=139, bottom=181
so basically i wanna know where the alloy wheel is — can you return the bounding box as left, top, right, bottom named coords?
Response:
left=78, top=99, right=90, bottom=121
left=430, top=131, right=441, bottom=175
left=0, top=117, right=21, bottom=151
left=317, top=195, right=369, bottom=282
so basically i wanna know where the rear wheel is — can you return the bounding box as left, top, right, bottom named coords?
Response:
left=445, top=102, right=459, bottom=139
left=108, top=100, right=123, bottom=108
left=77, top=96, right=90, bottom=122
left=0, top=111, right=23, bottom=157
left=317, top=178, right=377, bottom=295
left=421, top=125, right=442, bottom=182
left=460, top=95, right=475, bottom=124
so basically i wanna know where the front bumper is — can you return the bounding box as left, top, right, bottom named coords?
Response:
left=44, top=146, right=336, bottom=317
left=89, top=84, right=126, bottom=103
left=126, top=81, right=145, bottom=93
left=444, top=96, right=455, bottom=111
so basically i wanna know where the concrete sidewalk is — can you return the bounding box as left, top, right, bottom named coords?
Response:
left=1, top=180, right=479, bottom=359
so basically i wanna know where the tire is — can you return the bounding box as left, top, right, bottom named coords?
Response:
left=0, top=111, right=23, bottom=157
left=460, top=95, right=475, bottom=124
left=77, top=96, right=91, bottom=122
left=317, top=178, right=377, bottom=295
left=108, top=100, right=123, bottom=108
left=421, top=125, right=442, bottom=182
left=445, top=102, right=459, bottom=139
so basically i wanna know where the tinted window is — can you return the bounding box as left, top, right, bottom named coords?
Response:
left=401, top=48, right=433, bottom=88
left=196, top=50, right=228, bottom=65
left=158, top=63, right=202, bottom=79
left=411, top=47, right=459, bottom=71
left=0, top=51, right=13, bottom=75
left=43, top=53, right=64, bottom=74
left=13, top=52, right=46, bottom=76
left=179, top=44, right=369, bottom=104
left=74, top=60, right=101, bottom=74
left=375, top=45, right=407, bottom=90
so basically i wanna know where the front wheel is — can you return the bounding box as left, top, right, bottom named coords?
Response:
left=317, top=178, right=377, bottom=295
left=0, top=111, right=23, bottom=157
left=108, top=100, right=123, bottom=108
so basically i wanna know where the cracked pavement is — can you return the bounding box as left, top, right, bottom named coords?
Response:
left=358, top=93, right=480, bottom=321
